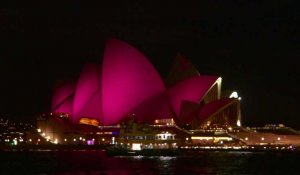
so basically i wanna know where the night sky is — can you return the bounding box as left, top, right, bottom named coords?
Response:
left=1, top=2, right=299, bottom=128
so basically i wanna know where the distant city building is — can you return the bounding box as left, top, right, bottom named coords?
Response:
left=0, top=117, right=34, bottom=145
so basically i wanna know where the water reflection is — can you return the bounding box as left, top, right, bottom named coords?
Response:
left=1, top=150, right=300, bottom=174
left=157, top=157, right=176, bottom=175
left=132, top=155, right=144, bottom=160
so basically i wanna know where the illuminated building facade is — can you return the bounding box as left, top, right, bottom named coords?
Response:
left=37, top=38, right=242, bottom=146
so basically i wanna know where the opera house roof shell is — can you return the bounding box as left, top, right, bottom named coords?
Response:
left=51, top=38, right=241, bottom=129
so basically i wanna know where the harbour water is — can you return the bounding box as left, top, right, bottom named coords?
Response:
left=1, top=150, right=300, bottom=174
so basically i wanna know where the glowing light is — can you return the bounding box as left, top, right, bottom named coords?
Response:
left=237, top=120, right=241, bottom=127
left=13, top=139, right=18, bottom=145
left=87, top=140, right=94, bottom=145
left=64, top=138, right=67, bottom=142
left=73, top=138, right=76, bottom=142
left=54, top=139, right=58, bottom=144
left=132, top=143, right=141, bottom=151
left=261, top=137, right=264, bottom=141
left=79, top=118, right=99, bottom=127
left=192, top=136, right=213, bottom=140
left=277, top=137, right=281, bottom=141
left=29, top=139, right=32, bottom=142
left=229, top=91, right=238, bottom=98
left=245, top=137, right=248, bottom=141
left=37, top=128, right=41, bottom=133
left=37, top=139, right=40, bottom=142
left=42, top=133, right=45, bottom=136
left=191, top=136, right=232, bottom=141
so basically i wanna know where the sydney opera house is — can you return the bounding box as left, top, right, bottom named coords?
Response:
left=36, top=38, right=246, bottom=149
left=48, top=38, right=241, bottom=126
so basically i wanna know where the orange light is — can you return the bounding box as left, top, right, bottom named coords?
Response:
left=79, top=118, right=99, bottom=127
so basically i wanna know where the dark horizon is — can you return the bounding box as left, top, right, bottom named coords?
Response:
left=1, top=2, right=299, bottom=128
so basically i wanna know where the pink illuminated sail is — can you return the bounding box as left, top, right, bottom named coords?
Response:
left=101, top=38, right=166, bottom=125
left=73, top=63, right=102, bottom=123
left=198, top=98, right=235, bottom=122
left=54, top=96, right=74, bottom=115
left=178, top=100, right=201, bottom=125
left=126, top=92, right=173, bottom=123
left=168, top=75, right=219, bottom=116
left=51, top=81, right=75, bottom=115
left=165, top=53, right=200, bottom=87
left=49, top=38, right=240, bottom=128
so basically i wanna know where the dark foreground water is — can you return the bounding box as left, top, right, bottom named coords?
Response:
left=1, top=150, right=300, bottom=175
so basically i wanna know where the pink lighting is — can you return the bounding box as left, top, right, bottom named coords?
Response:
left=54, top=96, right=74, bottom=115
left=168, top=75, right=219, bottom=116
left=51, top=81, right=75, bottom=115
left=127, top=92, right=173, bottom=123
left=166, top=53, right=200, bottom=87
left=50, top=38, right=236, bottom=129
left=198, top=98, right=235, bottom=122
left=87, top=140, right=94, bottom=145
left=101, top=39, right=166, bottom=125
left=73, top=63, right=102, bottom=123
left=178, top=100, right=201, bottom=124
